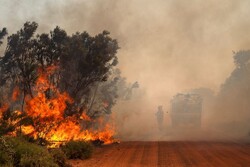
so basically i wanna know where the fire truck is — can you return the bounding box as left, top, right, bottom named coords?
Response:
left=171, top=93, right=202, bottom=128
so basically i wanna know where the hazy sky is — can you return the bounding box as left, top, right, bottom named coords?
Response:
left=1, top=0, right=250, bottom=106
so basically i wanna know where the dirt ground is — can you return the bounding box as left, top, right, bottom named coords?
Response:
left=68, top=141, right=250, bottom=167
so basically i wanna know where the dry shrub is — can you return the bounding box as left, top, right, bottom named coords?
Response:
left=49, top=148, right=72, bottom=167
left=61, top=140, right=94, bottom=159
left=0, top=136, right=58, bottom=167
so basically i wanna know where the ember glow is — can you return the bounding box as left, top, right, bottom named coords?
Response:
left=0, top=103, right=8, bottom=119
left=2, top=66, right=116, bottom=147
left=12, top=87, right=20, bottom=101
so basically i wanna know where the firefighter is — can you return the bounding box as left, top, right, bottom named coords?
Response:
left=155, top=105, right=164, bottom=130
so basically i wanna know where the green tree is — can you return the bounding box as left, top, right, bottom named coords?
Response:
left=216, top=50, right=250, bottom=134
left=0, top=22, right=38, bottom=115
left=59, top=31, right=119, bottom=115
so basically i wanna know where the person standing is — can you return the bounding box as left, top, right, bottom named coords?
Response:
left=155, top=105, right=164, bottom=130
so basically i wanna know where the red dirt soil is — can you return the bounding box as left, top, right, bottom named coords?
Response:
left=68, top=141, right=250, bottom=167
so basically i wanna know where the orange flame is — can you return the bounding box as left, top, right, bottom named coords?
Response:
left=80, top=112, right=92, bottom=121
left=0, top=103, right=8, bottom=119
left=19, top=66, right=116, bottom=147
left=12, top=87, right=20, bottom=101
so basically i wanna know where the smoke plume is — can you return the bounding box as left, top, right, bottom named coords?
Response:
left=1, top=0, right=250, bottom=141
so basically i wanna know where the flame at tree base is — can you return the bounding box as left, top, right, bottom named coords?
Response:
left=0, top=66, right=117, bottom=148
left=20, top=117, right=116, bottom=148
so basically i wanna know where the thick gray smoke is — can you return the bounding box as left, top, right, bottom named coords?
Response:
left=1, top=0, right=250, bottom=141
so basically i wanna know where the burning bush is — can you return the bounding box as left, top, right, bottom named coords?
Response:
left=61, top=140, right=94, bottom=160
left=0, top=22, right=122, bottom=146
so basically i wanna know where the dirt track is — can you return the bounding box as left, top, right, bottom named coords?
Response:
left=69, top=141, right=250, bottom=167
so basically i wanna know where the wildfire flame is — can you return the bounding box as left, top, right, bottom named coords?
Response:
left=0, top=66, right=116, bottom=147
left=0, top=103, right=8, bottom=120
left=12, top=87, right=20, bottom=101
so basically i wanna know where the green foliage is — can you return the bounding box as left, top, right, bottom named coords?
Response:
left=61, top=140, right=94, bottom=159
left=0, top=136, right=58, bottom=167
left=49, top=148, right=71, bottom=167
left=10, top=137, right=58, bottom=167
left=0, top=22, right=38, bottom=96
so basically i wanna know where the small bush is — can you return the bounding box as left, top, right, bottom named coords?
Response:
left=49, top=148, right=71, bottom=167
left=61, top=140, right=94, bottom=159
left=0, top=163, right=14, bottom=167
left=1, top=136, right=58, bottom=167
left=0, top=150, right=12, bottom=166
left=0, top=137, right=15, bottom=166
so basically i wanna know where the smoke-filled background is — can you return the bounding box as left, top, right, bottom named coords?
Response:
left=1, top=0, right=250, bottom=141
